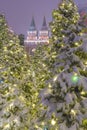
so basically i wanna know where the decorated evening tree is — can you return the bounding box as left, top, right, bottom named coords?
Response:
left=0, top=14, right=40, bottom=130
left=32, top=0, right=87, bottom=130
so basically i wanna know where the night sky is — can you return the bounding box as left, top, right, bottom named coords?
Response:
left=0, top=0, right=87, bottom=37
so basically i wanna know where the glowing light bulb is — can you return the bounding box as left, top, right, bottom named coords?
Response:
left=4, top=47, right=7, bottom=51
left=48, top=83, right=52, bottom=88
left=71, top=109, right=76, bottom=116
left=28, top=70, right=30, bottom=73
left=9, top=102, right=14, bottom=108
left=9, top=40, right=13, bottom=43
left=32, top=48, right=36, bottom=52
left=83, top=68, right=86, bottom=71
left=10, top=51, right=13, bottom=54
left=81, top=91, right=85, bottom=94
left=35, top=92, right=38, bottom=96
left=68, top=3, right=72, bottom=8
left=14, top=84, right=17, bottom=87
left=79, top=33, right=83, bottom=36
left=32, top=104, right=35, bottom=108
left=75, top=42, right=79, bottom=46
left=61, top=44, right=64, bottom=47
left=14, top=118, right=19, bottom=124
left=81, top=91, right=86, bottom=96
left=32, top=71, right=35, bottom=77
left=4, top=124, right=10, bottom=129
left=42, top=64, right=46, bottom=67
left=71, top=74, right=79, bottom=83
left=51, top=119, right=56, bottom=125
left=52, top=55, right=56, bottom=58
left=62, top=35, right=65, bottom=38
left=41, top=122, right=45, bottom=125
left=74, top=73, right=77, bottom=76
left=35, top=125, right=39, bottom=128
left=53, top=75, right=58, bottom=82
left=19, top=95, right=25, bottom=102
left=24, top=54, right=27, bottom=58
left=10, top=71, right=13, bottom=74
left=52, top=28, right=55, bottom=32
left=62, top=3, right=65, bottom=6
left=85, top=61, right=87, bottom=65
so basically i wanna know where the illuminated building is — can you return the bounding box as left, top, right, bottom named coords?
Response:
left=24, top=16, right=49, bottom=54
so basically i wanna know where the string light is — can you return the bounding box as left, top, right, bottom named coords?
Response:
left=35, top=92, right=38, bottom=96
left=32, top=71, right=35, bottom=77
left=9, top=102, right=14, bottom=109
left=53, top=75, right=58, bottom=82
left=41, top=122, right=45, bottom=125
left=4, top=124, right=10, bottom=129
left=52, top=28, right=55, bottom=32
left=85, top=61, right=87, bottom=65
left=24, top=54, right=27, bottom=58
left=32, top=48, right=36, bottom=52
left=52, top=55, right=56, bottom=58
left=13, top=84, right=17, bottom=87
left=81, top=91, right=85, bottom=95
left=71, top=109, right=76, bottom=116
left=19, top=95, right=25, bottom=102
left=48, top=83, right=52, bottom=88
left=3, top=47, right=7, bottom=51
left=10, top=51, right=13, bottom=54
left=81, top=91, right=86, bottom=96
left=9, top=40, right=13, bottom=43
left=74, top=73, right=77, bottom=76
left=68, top=3, right=72, bottom=7
left=35, top=125, right=39, bottom=128
left=71, top=73, right=79, bottom=83
left=79, top=33, right=83, bottom=36
left=61, top=44, right=64, bottom=47
left=42, top=64, right=46, bottom=67
left=75, top=42, right=79, bottom=46
left=51, top=119, right=56, bottom=125
left=62, top=35, right=65, bottom=38
left=61, top=3, right=65, bottom=7
left=83, top=68, right=86, bottom=71
left=32, top=104, right=35, bottom=108
left=54, top=36, right=57, bottom=40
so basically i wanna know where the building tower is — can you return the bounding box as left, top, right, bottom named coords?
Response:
left=39, top=16, right=49, bottom=43
left=24, top=16, right=38, bottom=54
left=24, top=16, right=49, bottom=54
left=26, top=16, right=38, bottom=42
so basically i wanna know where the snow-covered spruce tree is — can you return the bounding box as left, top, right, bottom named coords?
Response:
left=0, top=14, right=39, bottom=130
left=34, top=0, right=87, bottom=130
left=27, top=44, right=52, bottom=129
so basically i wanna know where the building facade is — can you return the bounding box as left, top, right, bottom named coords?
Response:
left=24, top=16, right=49, bottom=54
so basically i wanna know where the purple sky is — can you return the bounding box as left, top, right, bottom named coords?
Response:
left=0, top=0, right=87, bottom=36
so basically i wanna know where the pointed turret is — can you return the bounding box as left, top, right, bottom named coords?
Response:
left=38, top=16, right=49, bottom=43
left=29, top=16, right=36, bottom=31
left=41, top=16, right=48, bottom=30
left=26, top=16, right=38, bottom=42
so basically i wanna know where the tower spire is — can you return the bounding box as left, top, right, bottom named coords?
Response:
left=41, top=16, right=48, bottom=30
left=29, top=16, right=36, bottom=31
